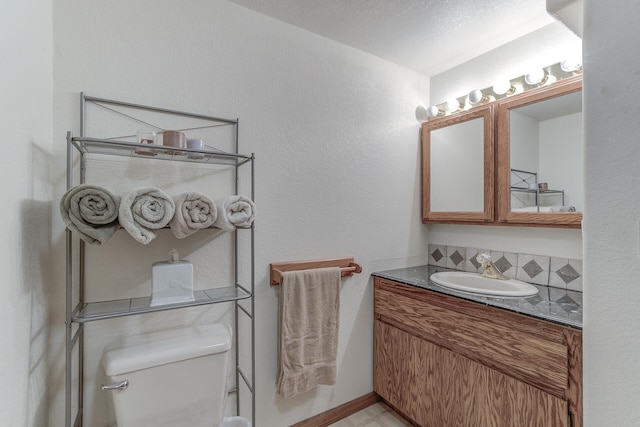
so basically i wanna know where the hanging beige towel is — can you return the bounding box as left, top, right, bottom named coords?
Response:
left=277, top=267, right=341, bottom=399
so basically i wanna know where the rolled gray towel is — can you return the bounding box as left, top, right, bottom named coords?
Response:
left=213, top=195, right=255, bottom=231
left=169, top=192, right=217, bottom=239
left=119, top=187, right=175, bottom=244
left=59, top=184, right=120, bottom=245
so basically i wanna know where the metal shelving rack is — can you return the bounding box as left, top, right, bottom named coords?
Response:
left=65, top=94, right=255, bottom=426
left=510, top=168, right=565, bottom=210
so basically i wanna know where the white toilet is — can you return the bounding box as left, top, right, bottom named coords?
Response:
left=101, top=323, right=232, bottom=427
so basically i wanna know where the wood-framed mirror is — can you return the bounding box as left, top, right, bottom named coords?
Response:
left=497, top=76, right=583, bottom=228
left=421, top=104, right=494, bottom=224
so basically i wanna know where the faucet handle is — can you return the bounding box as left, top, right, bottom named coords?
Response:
left=476, top=252, right=491, bottom=265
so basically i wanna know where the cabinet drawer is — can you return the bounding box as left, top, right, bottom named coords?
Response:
left=374, top=279, right=568, bottom=398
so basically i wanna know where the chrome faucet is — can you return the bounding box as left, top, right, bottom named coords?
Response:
left=476, top=253, right=508, bottom=280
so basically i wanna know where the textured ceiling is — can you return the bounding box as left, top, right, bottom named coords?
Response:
left=229, top=0, right=556, bottom=76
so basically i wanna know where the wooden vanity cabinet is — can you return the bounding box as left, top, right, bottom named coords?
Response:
left=373, top=278, right=582, bottom=427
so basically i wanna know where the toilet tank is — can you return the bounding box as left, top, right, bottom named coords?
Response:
left=101, top=323, right=232, bottom=427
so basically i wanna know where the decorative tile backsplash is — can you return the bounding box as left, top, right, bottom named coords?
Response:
left=428, top=244, right=583, bottom=292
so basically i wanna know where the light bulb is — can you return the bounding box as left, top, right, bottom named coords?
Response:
left=544, top=74, right=557, bottom=85
left=493, top=80, right=515, bottom=96
left=468, top=89, right=487, bottom=105
left=524, top=68, right=546, bottom=85
left=415, top=106, right=429, bottom=122
left=511, top=83, right=523, bottom=95
left=426, top=105, right=442, bottom=118
left=561, top=58, right=582, bottom=73
left=446, top=98, right=461, bottom=113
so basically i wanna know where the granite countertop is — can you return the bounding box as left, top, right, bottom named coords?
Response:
left=372, top=265, right=582, bottom=329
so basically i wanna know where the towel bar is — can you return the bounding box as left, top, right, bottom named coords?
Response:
left=269, top=257, right=362, bottom=286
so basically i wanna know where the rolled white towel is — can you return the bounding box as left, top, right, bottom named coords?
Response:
left=214, top=195, right=255, bottom=231
left=59, top=184, right=120, bottom=245
left=119, top=187, right=175, bottom=244
left=169, top=192, right=217, bottom=239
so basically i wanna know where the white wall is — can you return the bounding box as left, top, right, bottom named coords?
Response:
left=583, top=0, right=640, bottom=424
left=427, top=22, right=583, bottom=260
left=510, top=111, right=540, bottom=175
left=0, top=1, right=54, bottom=426
left=510, top=111, right=540, bottom=209
left=539, top=112, right=583, bottom=210
left=51, top=0, right=429, bottom=425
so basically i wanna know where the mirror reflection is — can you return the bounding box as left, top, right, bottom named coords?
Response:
left=430, top=117, right=485, bottom=212
left=509, top=90, right=583, bottom=213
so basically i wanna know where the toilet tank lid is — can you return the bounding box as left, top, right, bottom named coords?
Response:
left=102, top=323, right=232, bottom=376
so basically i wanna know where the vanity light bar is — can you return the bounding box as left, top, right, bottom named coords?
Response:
left=415, top=59, right=582, bottom=122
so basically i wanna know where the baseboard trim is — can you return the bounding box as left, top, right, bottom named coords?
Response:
left=290, top=392, right=380, bottom=427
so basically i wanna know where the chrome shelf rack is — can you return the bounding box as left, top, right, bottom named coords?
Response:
left=64, top=93, right=255, bottom=426
left=510, top=168, right=565, bottom=210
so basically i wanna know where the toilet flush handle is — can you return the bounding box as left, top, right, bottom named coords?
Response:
left=100, top=380, right=129, bottom=391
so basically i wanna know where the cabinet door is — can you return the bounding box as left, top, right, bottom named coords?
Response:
left=421, top=104, right=495, bottom=224
left=496, top=76, right=583, bottom=228
left=374, top=320, right=568, bottom=426
left=373, top=319, right=425, bottom=422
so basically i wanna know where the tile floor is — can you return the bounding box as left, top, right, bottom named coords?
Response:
left=328, top=402, right=412, bottom=427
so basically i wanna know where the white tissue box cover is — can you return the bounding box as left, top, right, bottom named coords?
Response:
left=150, top=260, right=195, bottom=306
left=218, top=417, right=251, bottom=427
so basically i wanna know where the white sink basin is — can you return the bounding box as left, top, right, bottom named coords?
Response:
left=430, top=271, right=538, bottom=297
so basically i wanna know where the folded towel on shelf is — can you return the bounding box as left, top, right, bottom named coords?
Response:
left=119, top=187, right=175, bottom=244
left=59, top=184, right=120, bottom=245
left=213, top=195, right=255, bottom=231
left=277, top=267, right=341, bottom=399
left=169, top=192, right=217, bottom=239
